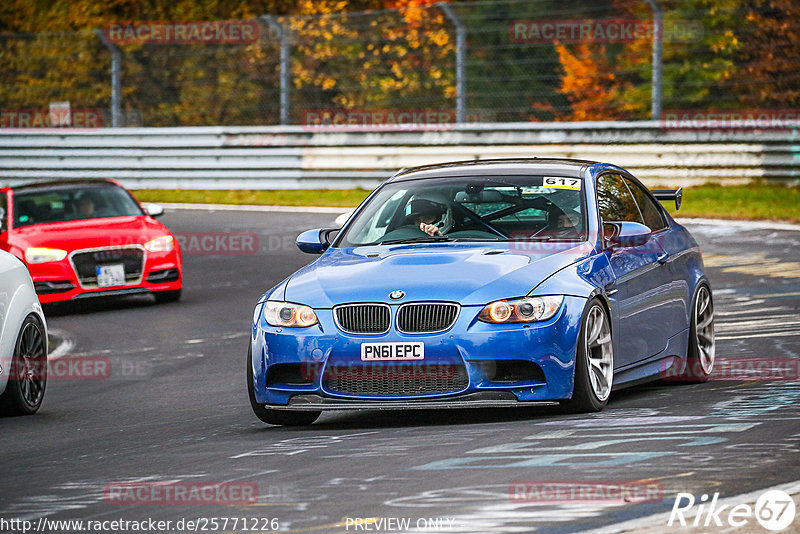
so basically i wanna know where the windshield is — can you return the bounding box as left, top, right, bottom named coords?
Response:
left=13, top=185, right=144, bottom=228
left=337, top=175, right=586, bottom=247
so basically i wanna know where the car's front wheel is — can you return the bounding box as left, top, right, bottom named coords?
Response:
left=0, top=315, right=47, bottom=416
left=246, top=343, right=320, bottom=426
left=563, top=299, right=614, bottom=413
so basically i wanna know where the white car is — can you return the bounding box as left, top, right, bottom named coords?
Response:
left=0, top=249, right=48, bottom=415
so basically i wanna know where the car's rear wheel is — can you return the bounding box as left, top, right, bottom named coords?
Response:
left=679, top=283, right=715, bottom=382
left=562, top=299, right=613, bottom=413
left=0, top=315, right=47, bottom=416
left=246, top=343, right=320, bottom=426
left=154, top=289, right=181, bottom=303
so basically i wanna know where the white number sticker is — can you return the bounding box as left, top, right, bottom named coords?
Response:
left=543, top=177, right=582, bottom=190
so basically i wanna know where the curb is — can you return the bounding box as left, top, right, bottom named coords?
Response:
left=158, top=202, right=351, bottom=214
left=677, top=217, right=800, bottom=232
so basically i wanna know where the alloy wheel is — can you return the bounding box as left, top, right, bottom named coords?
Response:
left=586, top=305, right=613, bottom=402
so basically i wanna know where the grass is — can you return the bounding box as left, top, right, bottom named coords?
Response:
left=133, top=182, right=800, bottom=223
left=133, top=188, right=371, bottom=208
left=661, top=182, right=800, bottom=223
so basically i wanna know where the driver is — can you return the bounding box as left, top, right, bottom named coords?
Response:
left=547, top=206, right=580, bottom=237
left=76, top=195, right=96, bottom=217
left=407, top=198, right=452, bottom=237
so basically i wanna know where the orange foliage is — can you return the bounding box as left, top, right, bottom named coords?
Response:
left=555, top=43, right=637, bottom=121
left=383, top=0, right=439, bottom=8
left=737, top=0, right=800, bottom=106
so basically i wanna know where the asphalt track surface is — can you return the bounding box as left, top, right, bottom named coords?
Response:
left=2, top=208, right=800, bottom=534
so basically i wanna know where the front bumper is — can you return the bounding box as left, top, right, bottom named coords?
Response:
left=250, top=296, right=587, bottom=407
left=26, top=249, right=182, bottom=303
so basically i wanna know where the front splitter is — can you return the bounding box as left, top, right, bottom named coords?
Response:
left=267, top=392, right=561, bottom=411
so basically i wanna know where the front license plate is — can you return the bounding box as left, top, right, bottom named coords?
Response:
left=361, top=342, right=424, bottom=361
left=96, top=264, right=126, bottom=287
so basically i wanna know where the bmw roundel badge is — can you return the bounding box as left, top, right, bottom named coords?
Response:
left=389, top=290, right=405, bottom=300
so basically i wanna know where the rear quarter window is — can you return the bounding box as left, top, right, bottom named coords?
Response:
left=625, top=177, right=668, bottom=232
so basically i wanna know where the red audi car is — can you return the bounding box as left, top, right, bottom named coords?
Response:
left=0, top=179, right=182, bottom=304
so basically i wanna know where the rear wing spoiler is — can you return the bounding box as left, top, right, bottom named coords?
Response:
left=651, top=188, right=683, bottom=210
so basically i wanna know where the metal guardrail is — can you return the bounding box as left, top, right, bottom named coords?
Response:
left=0, top=122, right=798, bottom=189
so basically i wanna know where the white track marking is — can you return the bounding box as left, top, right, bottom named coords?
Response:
left=678, top=218, right=800, bottom=232
left=47, top=328, right=74, bottom=360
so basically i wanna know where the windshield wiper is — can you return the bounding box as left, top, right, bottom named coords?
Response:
left=376, top=235, right=506, bottom=245
left=376, top=236, right=456, bottom=246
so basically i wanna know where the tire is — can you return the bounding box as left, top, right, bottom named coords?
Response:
left=246, top=343, right=320, bottom=426
left=561, top=299, right=614, bottom=413
left=0, top=315, right=47, bottom=416
left=677, top=283, right=715, bottom=382
left=154, top=289, right=181, bottom=303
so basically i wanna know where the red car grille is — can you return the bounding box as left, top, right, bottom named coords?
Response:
left=70, top=247, right=145, bottom=287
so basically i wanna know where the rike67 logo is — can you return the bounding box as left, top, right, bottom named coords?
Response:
left=669, top=490, right=796, bottom=531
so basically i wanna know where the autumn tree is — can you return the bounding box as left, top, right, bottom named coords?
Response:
left=288, top=0, right=455, bottom=123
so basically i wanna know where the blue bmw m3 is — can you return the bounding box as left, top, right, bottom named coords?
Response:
left=247, top=159, right=715, bottom=426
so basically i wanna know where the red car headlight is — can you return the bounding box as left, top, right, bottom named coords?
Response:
left=144, top=235, right=174, bottom=253
left=24, top=247, right=68, bottom=264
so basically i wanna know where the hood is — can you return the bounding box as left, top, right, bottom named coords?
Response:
left=284, top=242, right=591, bottom=307
left=9, top=216, right=169, bottom=251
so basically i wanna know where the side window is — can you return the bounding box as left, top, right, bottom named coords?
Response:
left=0, top=193, right=7, bottom=232
left=624, top=177, right=668, bottom=232
left=596, top=173, right=643, bottom=224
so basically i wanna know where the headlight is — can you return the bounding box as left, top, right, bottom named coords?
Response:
left=24, top=247, right=67, bottom=264
left=144, top=235, right=174, bottom=253
left=479, top=296, right=564, bottom=324
left=263, top=301, right=318, bottom=328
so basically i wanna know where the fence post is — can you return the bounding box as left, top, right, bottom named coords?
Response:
left=437, top=3, right=466, bottom=123
left=646, top=0, right=663, bottom=121
left=94, top=29, right=122, bottom=127
left=261, top=16, right=290, bottom=126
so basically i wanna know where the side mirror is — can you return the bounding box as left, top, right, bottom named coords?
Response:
left=144, top=203, right=164, bottom=218
left=296, top=228, right=339, bottom=254
left=604, top=221, right=652, bottom=249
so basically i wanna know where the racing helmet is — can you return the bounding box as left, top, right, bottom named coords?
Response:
left=406, top=193, right=454, bottom=234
